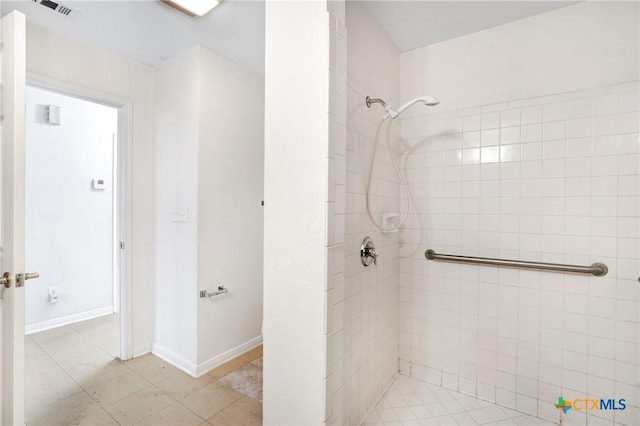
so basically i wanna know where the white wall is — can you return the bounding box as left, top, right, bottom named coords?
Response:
left=25, top=86, right=117, bottom=332
left=153, top=46, right=264, bottom=376
left=341, top=1, right=401, bottom=424
left=26, top=23, right=155, bottom=356
left=401, top=1, right=640, bottom=114
left=196, top=47, right=264, bottom=368
left=398, top=2, right=639, bottom=425
left=153, top=48, right=200, bottom=368
left=263, top=1, right=334, bottom=423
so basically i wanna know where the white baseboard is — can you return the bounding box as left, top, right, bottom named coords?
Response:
left=195, top=335, right=263, bottom=377
left=151, top=343, right=198, bottom=376
left=25, top=306, right=114, bottom=335
left=151, top=336, right=263, bottom=378
left=131, top=344, right=152, bottom=359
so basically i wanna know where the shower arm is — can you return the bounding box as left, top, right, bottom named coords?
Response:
left=366, top=96, right=399, bottom=119
left=365, top=96, right=387, bottom=108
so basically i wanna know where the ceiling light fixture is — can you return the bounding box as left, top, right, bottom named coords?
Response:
left=162, top=0, right=220, bottom=17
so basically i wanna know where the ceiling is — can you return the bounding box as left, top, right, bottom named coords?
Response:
left=1, top=1, right=579, bottom=74
left=361, top=1, right=579, bottom=52
left=0, top=0, right=265, bottom=74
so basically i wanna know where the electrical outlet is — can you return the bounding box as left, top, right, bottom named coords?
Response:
left=48, top=287, right=59, bottom=303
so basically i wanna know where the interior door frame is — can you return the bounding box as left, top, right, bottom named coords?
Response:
left=1, top=10, right=27, bottom=425
left=25, top=72, right=134, bottom=361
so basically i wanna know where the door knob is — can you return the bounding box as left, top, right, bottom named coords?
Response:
left=1, top=272, right=12, bottom=288
left=15, top=272, right=39, bottom=287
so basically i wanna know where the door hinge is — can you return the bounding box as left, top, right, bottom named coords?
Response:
left=120, top=242, right=125, bottom=250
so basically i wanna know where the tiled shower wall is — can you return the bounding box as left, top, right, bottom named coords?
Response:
left=398, top=82, right=639, bottom=425
left=327, top=1, right=347, bottom=424
left=340, top=1, right=402, bottom=424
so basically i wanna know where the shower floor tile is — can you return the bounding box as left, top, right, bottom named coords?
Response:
left=365, top=375, right=557, bottom=425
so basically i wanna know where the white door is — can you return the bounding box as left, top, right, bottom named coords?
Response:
left=0, top=10, right=27, bottom=426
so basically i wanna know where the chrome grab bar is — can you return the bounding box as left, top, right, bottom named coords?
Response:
left=425, top=249, right=608, bottom=277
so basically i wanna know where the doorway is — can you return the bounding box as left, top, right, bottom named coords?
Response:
left=23, top=84, right=125, bottom=420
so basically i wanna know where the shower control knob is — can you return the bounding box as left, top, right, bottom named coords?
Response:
left=360, top=237, right=378, bottom=267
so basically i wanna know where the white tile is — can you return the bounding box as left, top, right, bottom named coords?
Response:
left=481, top=129, right=500, bottom=146
left=521, top=142, right=543, bottom=161
left=543, top=121, right=565, bottom=140
left=618, top=195, right=639, bottom=217
left=481, top=146, right=500, bottom=164
left=394, top=405, right=417, bottom=421
left=618, top=154, right=639, bottom=175
left=543, top=102, right=566, bottom=122
left=463, top=115, right=481, bottom=132
left=377, top=407, right=400, bottom=422
left=482, top=112, right=500, bottom=130
left=615, top=360, right=639, bottom=384
left=335, top=155, right=345, bottom=185
left=563, top=369, right=588, bottom=392
left=516, top=393, right=538, bottom=416
left=495, top=388, right=516, bottom=409
left=566, top=98, right=592, bottom=119
left=608, top=82, right=639, bottom=93
left=500, top=126, right=521, bottom=145
left=542, top=159, right=565, bottom=178
left=591, top=176, right=617, bottom=197
left=619, top=175, right=639, bottom=196
left=593, top=115, right=618, bottom=136
left=619, top=112, right=640, bottom=134
left=509, top=98, right=539, bottom=109
left=335, top=184, right=345, bottom=214
left=463, top=148, right=480, bottom=165
left=500, top=163, right=520, bottom=180
left=521, top=106, right=542, bottom=124
left=593, top=135, right=619, bottom=156
left=614, top=406, right=639, bottom=426
left=500, top=145, right=520, bottom=162
left=566, top=137, right=592, bottom=157
left=463, top=131, right=481, bottom=148
left=482, top=102, right=509, bottom=114
left=567, top=118, right=592, bottom=139
left=565, top=157, right=591, bottom=177
left=522, top=124, right=543, bottom=143
left=476, top=383, right=495, bottom=402
left=619, top=91, right=639, bottom=113
left=542, top=139, right=565, bottom=159
left=592, top=156, right=618, bottom=176
left=593, top=94, right=618, bottom=116
left=501, top=109, right=521, bottom=128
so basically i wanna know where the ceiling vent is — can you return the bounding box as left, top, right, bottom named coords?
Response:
left=32, top=0, right=77, bottom=17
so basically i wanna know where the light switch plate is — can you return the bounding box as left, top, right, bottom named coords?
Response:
left=92, top=179, right=105, bottom=191
left=171, top=206, right=188, bottom=222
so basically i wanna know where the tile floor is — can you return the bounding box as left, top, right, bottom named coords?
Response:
left=25, top=314, right=263, bottom=425
left=364, top=375, right=557, bottom=426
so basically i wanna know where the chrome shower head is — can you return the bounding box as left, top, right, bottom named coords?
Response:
left=395, top=96, right=440, bottom=115
left=366, top=95, right=440, bottom=119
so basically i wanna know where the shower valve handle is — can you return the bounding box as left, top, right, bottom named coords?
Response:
left=360, top=237, right=378, bottom=267
left=367, top=247, right=378, bottom=266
